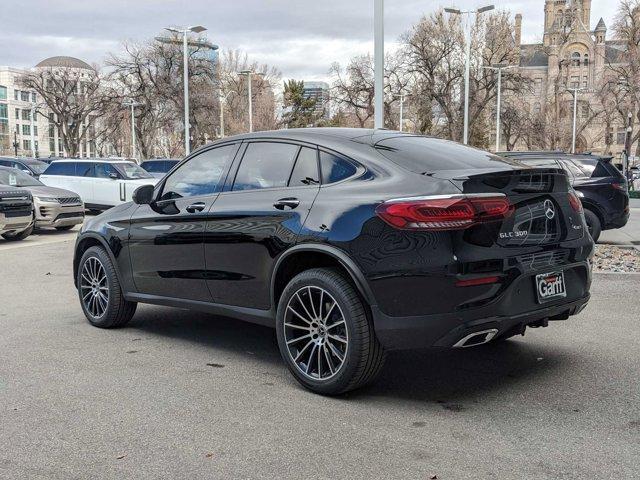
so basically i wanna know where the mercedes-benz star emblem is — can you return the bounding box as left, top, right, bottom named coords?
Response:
left=544, top=199, right=555, bottom=220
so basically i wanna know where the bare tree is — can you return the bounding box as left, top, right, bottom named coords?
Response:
left=329, top=53, right=409, bottom=129
left=19, top=65, right=109, bottom=157
left=404, top=9, right=530, bottom=147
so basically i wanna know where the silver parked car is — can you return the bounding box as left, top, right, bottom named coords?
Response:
left=0, top=166, right=84, bottom=231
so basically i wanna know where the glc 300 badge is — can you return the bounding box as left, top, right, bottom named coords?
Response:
left=500, top=230, right=528, bottom=239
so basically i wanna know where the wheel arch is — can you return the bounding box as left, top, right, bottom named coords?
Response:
left=580, top=200, right=605, bottom=227
left=270, top=244, right=376, bottom=310
left=73, top=233, right=123, bottom=288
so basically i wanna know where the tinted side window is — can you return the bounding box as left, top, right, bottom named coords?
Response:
left=95, top=163, right=119, bottom=179
left=161, top=144, right=236, bottom=200
left=44, top=162, right=76, bottom=176
left=77, top=162, right=95, bottom=177
left=320, top=151, right=357, bottom=184
left=288, top=147, right=320, bottom=186
left=233, top=142, right=299, bottom=191
left=0, top=160, right=9, bottom=167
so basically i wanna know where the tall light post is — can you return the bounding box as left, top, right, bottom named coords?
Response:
left=29, top=105, right=37, bottom=158
left=374, top=0, right=384, bottom=129
left=238, top=70, right=265, bottom=133
left=445, top=5, right=494, bottom=145
left=392, top=93, right=410, bottom=132
left=164, top=25, right=207, bottom=156
left=565, top=86, right=592, bottom=153
left=482, top=64, right=516, bottom=151
left=123, top=100, right=142, bottom=160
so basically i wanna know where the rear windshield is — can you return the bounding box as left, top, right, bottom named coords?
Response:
left=376, top=136, right=524, bottom=173
left=571, top=158, right=623, bottom=178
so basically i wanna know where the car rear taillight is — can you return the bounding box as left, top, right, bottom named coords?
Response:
left=375, top=195, right=512, bottom=231
left=611, top=182, right=627, bottom=191
left=567, top=191, right=583, bottom=213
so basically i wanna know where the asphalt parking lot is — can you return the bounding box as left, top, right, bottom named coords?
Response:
left=0, top=231, right=639, bottom=479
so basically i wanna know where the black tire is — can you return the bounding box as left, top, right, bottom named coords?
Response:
left=583, top=209, right=601, bottom=242
left=77, top=246, right=137, bottom=328
left=276, top=268, right=386, bottom=395
left=55, top=225, right=75, bottom=231
left=1, top=223, right=34, bottom=241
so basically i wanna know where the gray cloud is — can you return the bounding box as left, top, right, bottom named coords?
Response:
left=2, top=0, right=620, bottom=81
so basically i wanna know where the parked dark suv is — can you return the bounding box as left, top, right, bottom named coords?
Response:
left=74, top=129, right=593, bottom=394
left=499, top=151, right=629, bottom=241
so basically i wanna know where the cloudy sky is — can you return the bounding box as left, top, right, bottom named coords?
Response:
left=2, top=0, right=620, bottom=81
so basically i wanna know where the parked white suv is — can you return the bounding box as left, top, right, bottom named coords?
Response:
left=39, top=159, right=158, bottom=211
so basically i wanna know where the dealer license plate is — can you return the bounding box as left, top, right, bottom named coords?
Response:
left=535, top=271, right=566, bottom=303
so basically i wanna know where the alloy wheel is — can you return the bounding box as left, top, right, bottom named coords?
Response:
left=283, top=286, right=349, bottom=381
left=80, top=257, right=109, bottom=319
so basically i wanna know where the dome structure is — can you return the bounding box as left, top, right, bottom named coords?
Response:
left=35, top=56, right=93, bottom=70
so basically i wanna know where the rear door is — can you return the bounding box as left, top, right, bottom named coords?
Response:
left=92, top=162, right=123, bottom=207
left=127, top=143, right=239, bottom=301
left=204, top=142, right=321, bottom=309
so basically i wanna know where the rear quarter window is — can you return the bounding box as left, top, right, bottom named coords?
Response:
left=44, top=162, right=76, bottom=176
left=376, top=136, right=524, bottom=173
left=319, top=151, right=358, bottom=184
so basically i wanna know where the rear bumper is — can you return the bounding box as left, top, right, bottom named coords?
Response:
left=604, top=208, right=630, bottom=230
left=371, top=260, right=591, bottom=350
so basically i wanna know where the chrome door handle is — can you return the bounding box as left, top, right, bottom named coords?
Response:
left=186, top=202, right=206, bottom=213
left=274, top=198, right=300, bottom=210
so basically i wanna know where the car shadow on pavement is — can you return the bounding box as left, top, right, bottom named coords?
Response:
left=129, top=306, right=574, bottom=402
left=353, top=341, right=572, bottom=403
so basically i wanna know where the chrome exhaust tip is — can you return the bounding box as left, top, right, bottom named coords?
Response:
left=453, top=328, right=499, bottom=348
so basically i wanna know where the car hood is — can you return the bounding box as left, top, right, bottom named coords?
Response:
left=23, top=185, right=80, bottom=198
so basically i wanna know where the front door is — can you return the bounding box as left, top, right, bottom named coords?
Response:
left=205, top=142, right=321, bottom=310
left=128, top=143, right=240, bottom=301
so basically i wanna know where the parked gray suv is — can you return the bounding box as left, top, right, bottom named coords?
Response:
left=0, top=167, right=84, bottom=231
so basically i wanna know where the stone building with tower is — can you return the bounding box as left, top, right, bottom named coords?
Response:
left=508, top=0, right=628, bottom=154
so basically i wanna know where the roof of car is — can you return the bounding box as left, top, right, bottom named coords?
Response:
left=500, top=151, right=613, bottom=162
left=0, top=156, right=47, bottom=165
left=49, top=158, right=136, bottom=163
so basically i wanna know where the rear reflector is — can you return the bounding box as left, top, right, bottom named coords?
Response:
left=456, top=276, right=501, bottom=287
left=376, top=195, right=512, bottom=231
left=567, top=191, right=583, bottom=213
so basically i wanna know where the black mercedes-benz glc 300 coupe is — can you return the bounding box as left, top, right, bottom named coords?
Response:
left=74, top=129, right=593, bottom=395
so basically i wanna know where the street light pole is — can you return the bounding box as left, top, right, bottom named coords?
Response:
left=30, top=105, right=37, bottom=158
left=164, top=25, right=208, bottom=156
left=482, top=64, right=516, bottom=151
left=392, top=93, right=410, bottom=132
left=566, top=86, right=589, bottom=153
left=238, top=70, right=264, bottom=133
left=374, top=0, right=384, bottom=129
left=123, top=100, right=142, bottom=160
left=445, top=5, right=494, bottom=145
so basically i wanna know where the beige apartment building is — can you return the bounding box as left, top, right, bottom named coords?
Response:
left=0, top=56, right=98, bottom=159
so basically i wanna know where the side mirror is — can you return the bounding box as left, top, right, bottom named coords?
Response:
left=109, top=172, right=119, bottom=180
left=22, top=169, right=33, bottom=176
left=132, top=184, right=155, bottom=205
